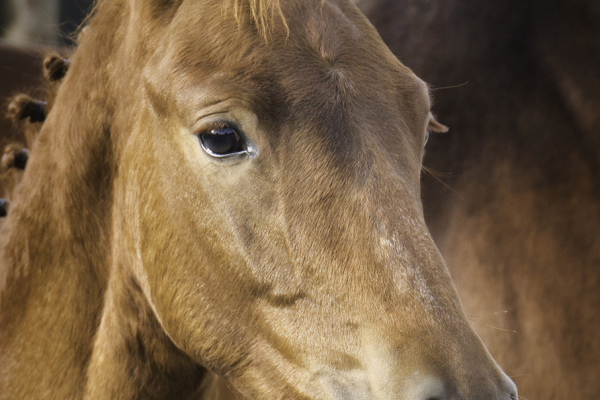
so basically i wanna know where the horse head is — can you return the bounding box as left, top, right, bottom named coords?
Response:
left=0, top=0, right=516, bottom=399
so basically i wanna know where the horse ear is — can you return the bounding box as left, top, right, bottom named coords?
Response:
left=2, top=145, right=29, bottom=171
left=43, top=52, right=69, bottom=82
left=428, top=115, right=449, bottom=133
left=8, top=94, right=47, bottom=123
left=0, top=199, right=8, bottom=217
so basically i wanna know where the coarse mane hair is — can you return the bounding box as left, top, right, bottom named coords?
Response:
left=226, top=0, right=289, bottom=39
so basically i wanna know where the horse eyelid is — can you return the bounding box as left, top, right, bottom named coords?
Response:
left=194, top=119, right=239, bottom=135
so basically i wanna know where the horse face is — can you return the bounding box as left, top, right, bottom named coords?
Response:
left=113, top=0, right=516, bottom=398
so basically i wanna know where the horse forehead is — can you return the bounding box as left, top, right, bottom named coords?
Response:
left=277, top=2, right=409, bottom=85
left=154, top=0, right=428, bottom=135
left=301, top=1, right=363, bottom=60
left=166, top=0, right=408, bottom=81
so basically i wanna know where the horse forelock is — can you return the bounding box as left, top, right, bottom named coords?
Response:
left=225, top=0, right=289, bottom=40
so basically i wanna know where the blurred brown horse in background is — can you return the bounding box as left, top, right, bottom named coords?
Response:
left=0, top=44, right=44, bottom=209
left=359, top=0, right=600, bottom=398
left=0, top=0, right=517, bottom=399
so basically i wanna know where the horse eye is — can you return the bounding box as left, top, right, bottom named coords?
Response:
left=424, top=130, right=430, bottom=146
left=199, top=126, right=245, bottom=156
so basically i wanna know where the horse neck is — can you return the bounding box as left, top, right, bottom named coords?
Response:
left=0, top=8, right=208, bottom=400
left=0, top=21, right=118, bottom=400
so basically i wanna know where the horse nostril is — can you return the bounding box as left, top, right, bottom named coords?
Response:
left=413, top=377, right=446, bottom=400
left=501, top=372, right=518, bottom=400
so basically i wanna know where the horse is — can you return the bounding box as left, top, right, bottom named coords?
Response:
left=358, top=0, right=600, bottom=398
left=0, top=0, right=517, bottom=398
left=0, top=43, right=48, bottom=218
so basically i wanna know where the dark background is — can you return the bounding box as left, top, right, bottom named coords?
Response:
left=0, top=0, right=94, bottom=46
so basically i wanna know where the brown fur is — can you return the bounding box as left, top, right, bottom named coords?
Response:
left=359, top=0, right=600, bottom=398
left=0, top=1, right=518, bottom=399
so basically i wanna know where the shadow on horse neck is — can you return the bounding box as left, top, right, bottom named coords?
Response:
left=0, top=0, right=517, bottom=399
